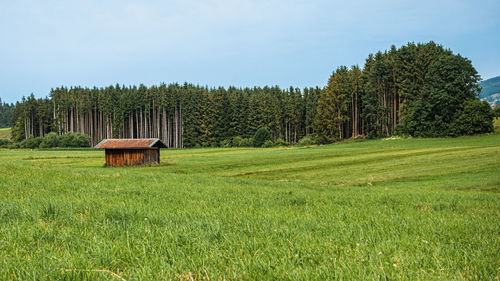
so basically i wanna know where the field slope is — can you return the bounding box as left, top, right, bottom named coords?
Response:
left=0, top=133, right=499, bottom=280
left=0, top=127, right=10, bottom=139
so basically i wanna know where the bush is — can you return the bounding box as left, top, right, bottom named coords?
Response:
left=253, top=128, right=272, bottom=147
left=59, top=134, right=76, bottom=147
left=19, top=137, right=43, bottom=149
left=73, top=133, right=91, bottom=147
left=58, top=133, right=91, bottom=147
left=314, top=134, right=332, bottom=145
left=39, top=132, right=59, bottom=148
left=0, top=138, right=12, bottom=148
left=6, top=143, right=19, bottom=149
left=298, top=136, right=314, bottom=146
left=220, top=139, right=232, bottom=148
left=33, top=132, right=92, bottom=148
left=238, top=138, right=253, bottom=147
left=275, top=138, right=289, bottom=146
left=232, top=136, right=243, bottom=147
left=262, top=140, right=274, bottom=148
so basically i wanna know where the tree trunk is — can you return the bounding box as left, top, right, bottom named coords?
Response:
left=162, top=107, right=167, bottom=146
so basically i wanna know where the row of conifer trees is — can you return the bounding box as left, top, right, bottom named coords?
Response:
left=10, top=41, right=493, bottom=147
left=11, top=84, right=322, bottom=147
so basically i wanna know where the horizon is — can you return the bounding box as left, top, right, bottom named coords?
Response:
left=1, top=0, right=499, bottom=104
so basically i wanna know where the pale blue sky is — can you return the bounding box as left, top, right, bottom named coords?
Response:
left=1, top=0, right=499, bottom=103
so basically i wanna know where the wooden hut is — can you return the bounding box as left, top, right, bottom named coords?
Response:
left=95, top=138, right=167, bottom=167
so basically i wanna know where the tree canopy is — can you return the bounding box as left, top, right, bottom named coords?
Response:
left=9, top=42, right=494, bottom=147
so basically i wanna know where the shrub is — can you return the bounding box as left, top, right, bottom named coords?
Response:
left=253, top=128, right=271, bottom=147
left=298, top=136, right=314, bottom=146
left=238, top=138, right=253, bottom=147
left=275, top=138, right=288, bottom=146
left=6, top=143, right=19, bottom=149
left=59, top=134, right=74, bottom=147
left=262, top=140, right=274, bottom=148
left=19, top=137, right=43, bottom=149
left=314, top=134, right=332, bottom=145
left=58, top=133, right=90, bottom=147
left=220, top=139, right=232, bottom=148
left=39, top=132, right=59, bottom=148
left=232, top=136, right=243, bottom=147
left=72, top=133, right=91, bottom=147
left=35, top=132, right=92, bottom=148
left=0, top=138, right=12, bottom=148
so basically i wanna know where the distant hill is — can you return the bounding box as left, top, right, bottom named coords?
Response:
left=479, top=76, right=500, bottom=106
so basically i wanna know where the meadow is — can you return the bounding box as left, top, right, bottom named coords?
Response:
left=0, top=127, right=11, bottom=139
left=0, top=128, right=499, bottom=280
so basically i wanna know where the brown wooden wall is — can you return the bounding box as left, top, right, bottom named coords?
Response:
left=105, top=149, right=160, bottom=166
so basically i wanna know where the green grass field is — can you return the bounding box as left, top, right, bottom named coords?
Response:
left=0, top=127, right=10, bottom=139
left=0, top=131, right=499, bottom=280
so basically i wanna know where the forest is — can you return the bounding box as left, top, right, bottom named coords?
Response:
left=0, top=99, right=14, bottom=128
left=8, top=41, right=495, bottom=147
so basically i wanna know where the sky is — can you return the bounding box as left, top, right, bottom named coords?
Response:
left=0, top=0, right=499, bottom=104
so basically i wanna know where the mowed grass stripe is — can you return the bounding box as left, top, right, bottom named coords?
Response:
left=223, top=146, right=483, bottom=177
left=231, top=146, right=498, bottom=186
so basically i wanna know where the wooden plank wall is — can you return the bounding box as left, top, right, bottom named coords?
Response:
left=105, top=149, right=159, bottom=166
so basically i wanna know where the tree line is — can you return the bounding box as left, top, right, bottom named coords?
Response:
left=9, top=41, right=495, bottom=147
left=11, top=85, right=322, bottom=147
left=0, top=99, right=14, bottom=128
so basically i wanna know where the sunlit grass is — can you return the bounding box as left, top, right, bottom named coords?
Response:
left=0, top=132, right=499, bottom=280
left=0, top=127, right=10, bottom=138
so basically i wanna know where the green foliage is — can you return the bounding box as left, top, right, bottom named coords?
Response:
left=0, top=98, right=14, bottom=128
left=220, top=139, right=232, bottom=148
left=52, top=133, right=68, bottom=148
left=58, top=133, right=91, bottom=148
left=0, top=138, right=12, bottom=148
left=451, top=100, right=494, bottom=136
left=39, top=132, right=59, bottom=148
left=314, top=133, right=333, bottom=145
left=262, top=140, right=274, bottom=148
left=232, top=136, right=243, bottom=147
left=237, top=138, right=253, bottom=147
left=8, top=41, right=492, bottom=146
left=19, top=137, right=43, bottom=149
left=253, top=128, right=272, bottom=147
left=401, top=54, right=482, bottom=137
left=493, top=106, right=500, bottom=117
left=0, top=133, right=499, bottom=280
left=297, top=135, right=314, bottom=146
left=314, top=66, right=350, bottom=140
left=34, top=132, right=91, bottom=149
left=275, top=138, right=289, bottom=146
left=15, top=133, right=91, bottom=149
left=10, top=115, right=25, bottom=142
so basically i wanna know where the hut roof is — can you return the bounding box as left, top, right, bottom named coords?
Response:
left=95, top=138, right=167, bottom=149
